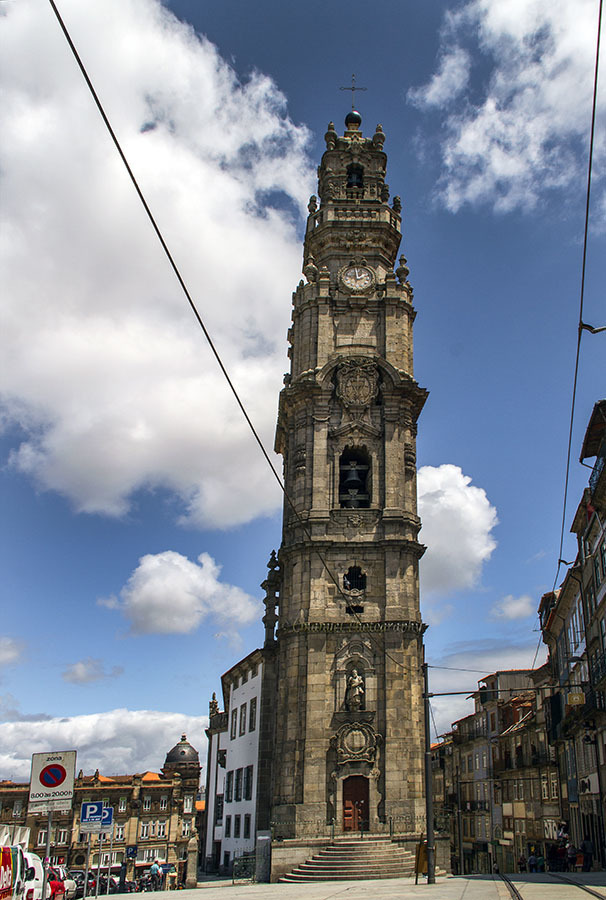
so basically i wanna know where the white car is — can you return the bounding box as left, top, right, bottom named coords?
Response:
left=22, top=853, right=65, bottom=900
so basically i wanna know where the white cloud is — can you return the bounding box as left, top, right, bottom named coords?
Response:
left=107, top=550, right=261, bottom=634
left=408, top=0, right=606, bottom=212
left=490, top=593, right=536, bottom=620
left=0, top=708, right=207, bottom=781
left=0, top=638, right=24, bottom=667
left=1, top=0, right=314, bottom=529
left=427, top=639, right=548, bottom=737
left=408, top=46, right=471, bottom=108
left=62, top=658, right=124, bottom=684
left=418, top=464, right=498, bottom=597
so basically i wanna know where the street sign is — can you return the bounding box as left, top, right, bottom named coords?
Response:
left=80, top=801, right=104, bottom=832
left=567, top=691, right=585, bottom=706
left=28, top=751, right=76, bottom=813
left=126, top=846, right=137, bottom=859
left=99, top=807, right=114, bottom=834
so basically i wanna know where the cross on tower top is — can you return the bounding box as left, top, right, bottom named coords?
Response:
left=340, top=74, right=367, bottom=111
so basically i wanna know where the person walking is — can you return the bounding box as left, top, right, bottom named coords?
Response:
left=150, top=860, right=161, bottom=891
left=580, top=836, right=594, bottom=872
left=566, top=843, right=577, bottom=872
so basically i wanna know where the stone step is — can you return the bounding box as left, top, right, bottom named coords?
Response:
left=314, top=848, right=414, bottom=860
left=280, top=872, right=412, bottom=882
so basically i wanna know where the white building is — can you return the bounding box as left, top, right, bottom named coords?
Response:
left=203, top=648, right=263, bottom=873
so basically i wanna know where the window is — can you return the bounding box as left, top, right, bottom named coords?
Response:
left=115, top=824, right=125, bottom=841
left=242, top=669, right=248, bottom=684
left=13, top=800, right=22, bottom=817
left=215, top=796, right=224, bottom=825
left=249, top=697, right=257, bottom=732
left=183, top=795, right=193, bottom=814
left=482, top=751, right=487, bottom=769
left=474, top=753, right=479, bottom=770
left=251, top=664, right=258, bottom=678
left=57, top=829, right=68, bottom=844
left=157, top=821, right=166, bottom=838
left=160, top=795, right=168, bottom=810
left=224, top=816, right=231, bottom=838
left=595, top=556, right=602, bottom=587
left=223, top=852, right=230, bottom=869
left=119, top=797, right=127, bottom=813
left=140, top=823, right=149, bottom=839
left=142, top=796, right=151, bottom=812
left=225, top=771, right=233, bottom=803
left=339, top=448, right=370, bottom=508
left=230, top=709, right=237, bottom=740
left=239, top=703, right=247, bottom=736
left=37, top=830, right=47, bottom=846
left=234, top=815, right=241, bottom=839
left=243, top=815, right=251, bottom=839
left=541, top=775, right=549, bottom=799
left=600, top=540, right=606, bottom=578
left=550, top=772, right=559, bottom=799
left=244, top=765, right=253, bottom=801
left=235, top=768, right=243, bottom=802
left=467, top=754, right=473, bottom=772
left=182, top=820, right=190, bottom=838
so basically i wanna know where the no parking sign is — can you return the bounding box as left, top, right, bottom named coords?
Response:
left=28, top=750, right=77, bottom=812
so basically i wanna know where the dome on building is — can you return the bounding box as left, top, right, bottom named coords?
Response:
left=164, top=733, right=199, bottom=767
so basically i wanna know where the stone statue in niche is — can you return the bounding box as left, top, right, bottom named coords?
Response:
left=345, top=669, right=365, bottom=710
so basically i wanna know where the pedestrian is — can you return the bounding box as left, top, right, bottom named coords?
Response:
left=528, top=853, right=537, bottom=873
left=580, top=836, right=594, bottom=872
left=566, top=843, right=577, bottom=872
left=536, top=852, right=545, bottom=873
left=150, top=860, right=161, bottom=891
left=518, top=854, right=527, bottom=872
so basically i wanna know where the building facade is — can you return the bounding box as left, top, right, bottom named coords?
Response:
left=203, top=650, right=263, bottom=874
left=0, top=736, right=201, bottom=888
left=539, top=398, right=606, bottom=868
left=263, top=110, right=428, bottom=842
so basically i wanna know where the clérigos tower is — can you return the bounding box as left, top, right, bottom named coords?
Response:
left=259, top=110, right=428, bottom=838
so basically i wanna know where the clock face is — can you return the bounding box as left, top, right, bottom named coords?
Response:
left=341, top=265, right=374, bottom=292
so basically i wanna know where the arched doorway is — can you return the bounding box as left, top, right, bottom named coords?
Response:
left=343, top=775, right=369, bottom=832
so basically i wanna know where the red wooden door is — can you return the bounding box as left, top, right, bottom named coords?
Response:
left=343, top=775, right=369, bottom=831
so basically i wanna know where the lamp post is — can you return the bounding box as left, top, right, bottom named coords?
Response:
left=422, top=660, right=435, bottom=883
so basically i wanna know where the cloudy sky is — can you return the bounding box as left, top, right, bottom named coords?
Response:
left=1, top=0, right=604, bottom=780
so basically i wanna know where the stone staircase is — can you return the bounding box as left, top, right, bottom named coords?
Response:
left=279, top=838, right=417, bottom=882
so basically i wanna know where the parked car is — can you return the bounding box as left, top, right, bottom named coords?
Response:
left=50, top=869, right=75, bottom=900
left=22, top=854, right=65, bottom=900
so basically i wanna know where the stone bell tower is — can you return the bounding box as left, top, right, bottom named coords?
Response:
left=261, top=111, right=428, bottom=840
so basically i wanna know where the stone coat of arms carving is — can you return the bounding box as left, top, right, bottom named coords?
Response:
left=336, top=359, right=379, bottom=410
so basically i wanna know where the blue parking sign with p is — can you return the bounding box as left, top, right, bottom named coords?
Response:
left=80, top=801, right=103, bottom=823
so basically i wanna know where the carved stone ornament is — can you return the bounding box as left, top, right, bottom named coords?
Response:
left=336, top=359, right=379, bottom=410
left=333, top=722, right=380, bottom=765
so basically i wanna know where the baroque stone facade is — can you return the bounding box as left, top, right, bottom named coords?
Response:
left=261, top=111, right=428, bottom=840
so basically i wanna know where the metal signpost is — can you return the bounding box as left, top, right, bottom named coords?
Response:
left=96, top=808, right=113, bottom=899
left=80, top=802, right=103, bottom=900
left=28, top=751, right=77, bottom=900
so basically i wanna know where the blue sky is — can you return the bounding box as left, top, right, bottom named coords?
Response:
left=1, top=0, right=604, bottom=779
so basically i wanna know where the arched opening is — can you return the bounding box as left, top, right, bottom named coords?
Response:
left=346, top=164, right=364, bottom=189
left=343, top=776, right=369, bottom=831
left=339, top=448, right=370, bottom=508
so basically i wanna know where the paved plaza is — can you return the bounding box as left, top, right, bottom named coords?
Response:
left=149, top=872, right=606, bottom=900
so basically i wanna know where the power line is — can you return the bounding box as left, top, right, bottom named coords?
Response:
left=44, top=0, right=414, bottom=676
left=552, top=0, right=604, bottom=593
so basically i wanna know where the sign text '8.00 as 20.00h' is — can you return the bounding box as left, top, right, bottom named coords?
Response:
left=28, top=750, right=77, bottom=814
